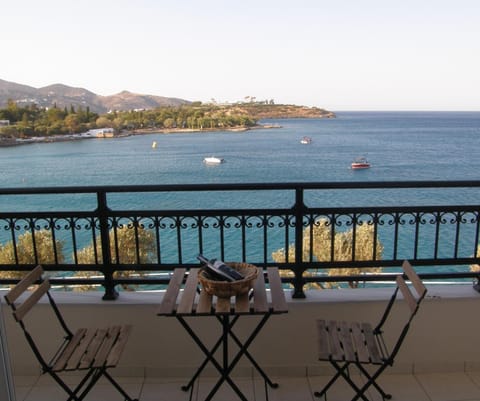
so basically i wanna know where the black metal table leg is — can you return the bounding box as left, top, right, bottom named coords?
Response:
left=176, top=316, right=228, bottom=392
left=176, top=312, right=277, bottom=401
left=177, top=316, right=239, bottom=392
left=203, top=315, right=248, bottom=401
left=222, top=313, right=279, bottom=389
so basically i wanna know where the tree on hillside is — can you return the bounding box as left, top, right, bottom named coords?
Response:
left=163, top=117, right=175, bottom=128
left=0, top=230, right=65, bottom=280
left=74, top=225, right=156, bottom=291
left=96, top=116, right=112, bottom=128
left=469, top=247, right=480, bottom=275
left=64, top=113, right=80, bottom=133
left=272, top=218, right=383, bottom=288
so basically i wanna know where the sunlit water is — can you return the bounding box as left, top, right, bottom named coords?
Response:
left=2, top=111, right=480, bottom=188
left=1, top=111, right=480, bottom=285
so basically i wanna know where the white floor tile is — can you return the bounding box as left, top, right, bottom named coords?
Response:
left=140, top=380, right=189, bottom=401
left=415, top=372, right=480, bottom=401
left=308, top=374, right=366, bottom=401
left=255, top=377, right=313, bottom=401
left=196, top=376, right=255, bottom=401
left=15, top=371, right=480, bottom=401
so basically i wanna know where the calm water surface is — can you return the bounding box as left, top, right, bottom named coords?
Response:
left=2, top=111, right=480, bottom=187
left=2, top=111, right=480, bottom=209
left=1, top=112, right=480, bottom=280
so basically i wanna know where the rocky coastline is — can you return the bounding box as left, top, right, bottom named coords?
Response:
left=0, top=123, right=282, bottom=147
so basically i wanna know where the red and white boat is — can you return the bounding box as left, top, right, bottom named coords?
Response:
left=351, top=157, right=370, bottom=169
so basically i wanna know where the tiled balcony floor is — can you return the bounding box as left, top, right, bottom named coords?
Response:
left=13, top=370, right=480, bottom=401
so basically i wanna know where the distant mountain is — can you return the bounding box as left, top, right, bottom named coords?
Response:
left=0, top=79, right=190, bottom=113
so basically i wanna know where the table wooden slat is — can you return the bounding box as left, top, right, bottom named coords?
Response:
left=267, top=267, right=288, bottom=312
left=253, top=268, right=268, bottom=313
left=157, top=269, right=185, bottom=315
left=157, top=267, right=287, bottom=401
left=177, top=269, right=199, bottom=315
left=159, top=267, right=286, bottom=317
left=196, top=290, right=213, bottom=314
left=234, top=292, right=250, bottom=313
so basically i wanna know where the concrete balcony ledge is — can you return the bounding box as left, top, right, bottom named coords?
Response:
left=2, top=283, right=480, bottom=379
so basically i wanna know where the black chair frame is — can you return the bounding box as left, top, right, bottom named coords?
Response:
left=315, top=260, right=427, bottom=401
left=4, top=265, right=138, bottom=401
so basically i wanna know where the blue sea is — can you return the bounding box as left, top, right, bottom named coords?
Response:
left=2, top=111, right=480, bottom=210
left=1, top=111, right=480, bottom=284
left=2, top=111, right=480, bottom=189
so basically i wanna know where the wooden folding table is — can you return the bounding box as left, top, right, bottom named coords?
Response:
left=157, top=267, right=288, bottom=401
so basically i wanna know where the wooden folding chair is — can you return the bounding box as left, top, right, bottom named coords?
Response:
left=3, top=265, right=138, bottom=401
left=315, top=260, right=427, bottom=401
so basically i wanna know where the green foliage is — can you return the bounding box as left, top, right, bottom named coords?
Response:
left=0, top=101, right=262, bottom=137
left=0, top=230, right=65, bottom=280
left=0, top=102, right=98, bottom=137
left=77, top=225, right=156, bottom=264
left=74, top=225, right=156, bottom=291
left=109, top=104, right=258, bottom=131
left=272, top=219, right=384, bottom=288
left=0, top=225, right=155, bottom=291
left=469, top=247, right=480, bottom=273
left=0, top=100, right=332, bottom=138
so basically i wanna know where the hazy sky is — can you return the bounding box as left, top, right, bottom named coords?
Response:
left=1, top=0, right=479, bottom=111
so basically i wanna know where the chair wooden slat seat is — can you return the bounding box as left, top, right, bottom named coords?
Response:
left=4, top=265, right=138, bottom=401
left=315, top=260, right=427, bottom=401
left=350, top=322, right=371, bottom=363
left=338, top=321, right=356, bottom=362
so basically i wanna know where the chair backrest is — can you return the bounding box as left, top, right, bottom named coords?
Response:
left=4, top=266, right=48, bottom=323
left=3, top=265, right=72, bottom=369
left=397, top=260, right=427, bottom=315
left=381, top=260, right=427, bottom=363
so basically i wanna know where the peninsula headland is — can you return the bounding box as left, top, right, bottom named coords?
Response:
left=0, top=78, right=335, bottom=146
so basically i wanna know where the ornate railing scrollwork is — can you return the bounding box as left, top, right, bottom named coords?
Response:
left=2, top=182, right=480, bottom=298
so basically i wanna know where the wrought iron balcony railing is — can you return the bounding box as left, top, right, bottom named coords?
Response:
left=1, top=181, right=480, bottom=299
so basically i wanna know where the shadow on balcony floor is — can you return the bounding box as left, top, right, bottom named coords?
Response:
left=13, top=370, right=480, bottom=401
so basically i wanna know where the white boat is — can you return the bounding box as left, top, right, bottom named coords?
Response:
left=203, top=156, right=224, bottom=164
left=152, top=141, right=157, bottom=149
left=351, top=157, right=371, bottom=169
left=300, top=136, right=312, bottom=144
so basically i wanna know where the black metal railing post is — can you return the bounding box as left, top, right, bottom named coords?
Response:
left=96, top=190, right=118, bottom=300
left=292, top=187, right=307, bottom=298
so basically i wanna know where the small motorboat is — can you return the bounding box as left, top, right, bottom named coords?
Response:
left=203, top=156, right=224, bottom=164
left=300, top=136, right=312, bottom=144
left=351, top=157, right=370, bottom=169
left=152, top=141, right=157, bottom=149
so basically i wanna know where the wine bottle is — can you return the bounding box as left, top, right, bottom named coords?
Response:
left=197, top=254, right=244, bottom=281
